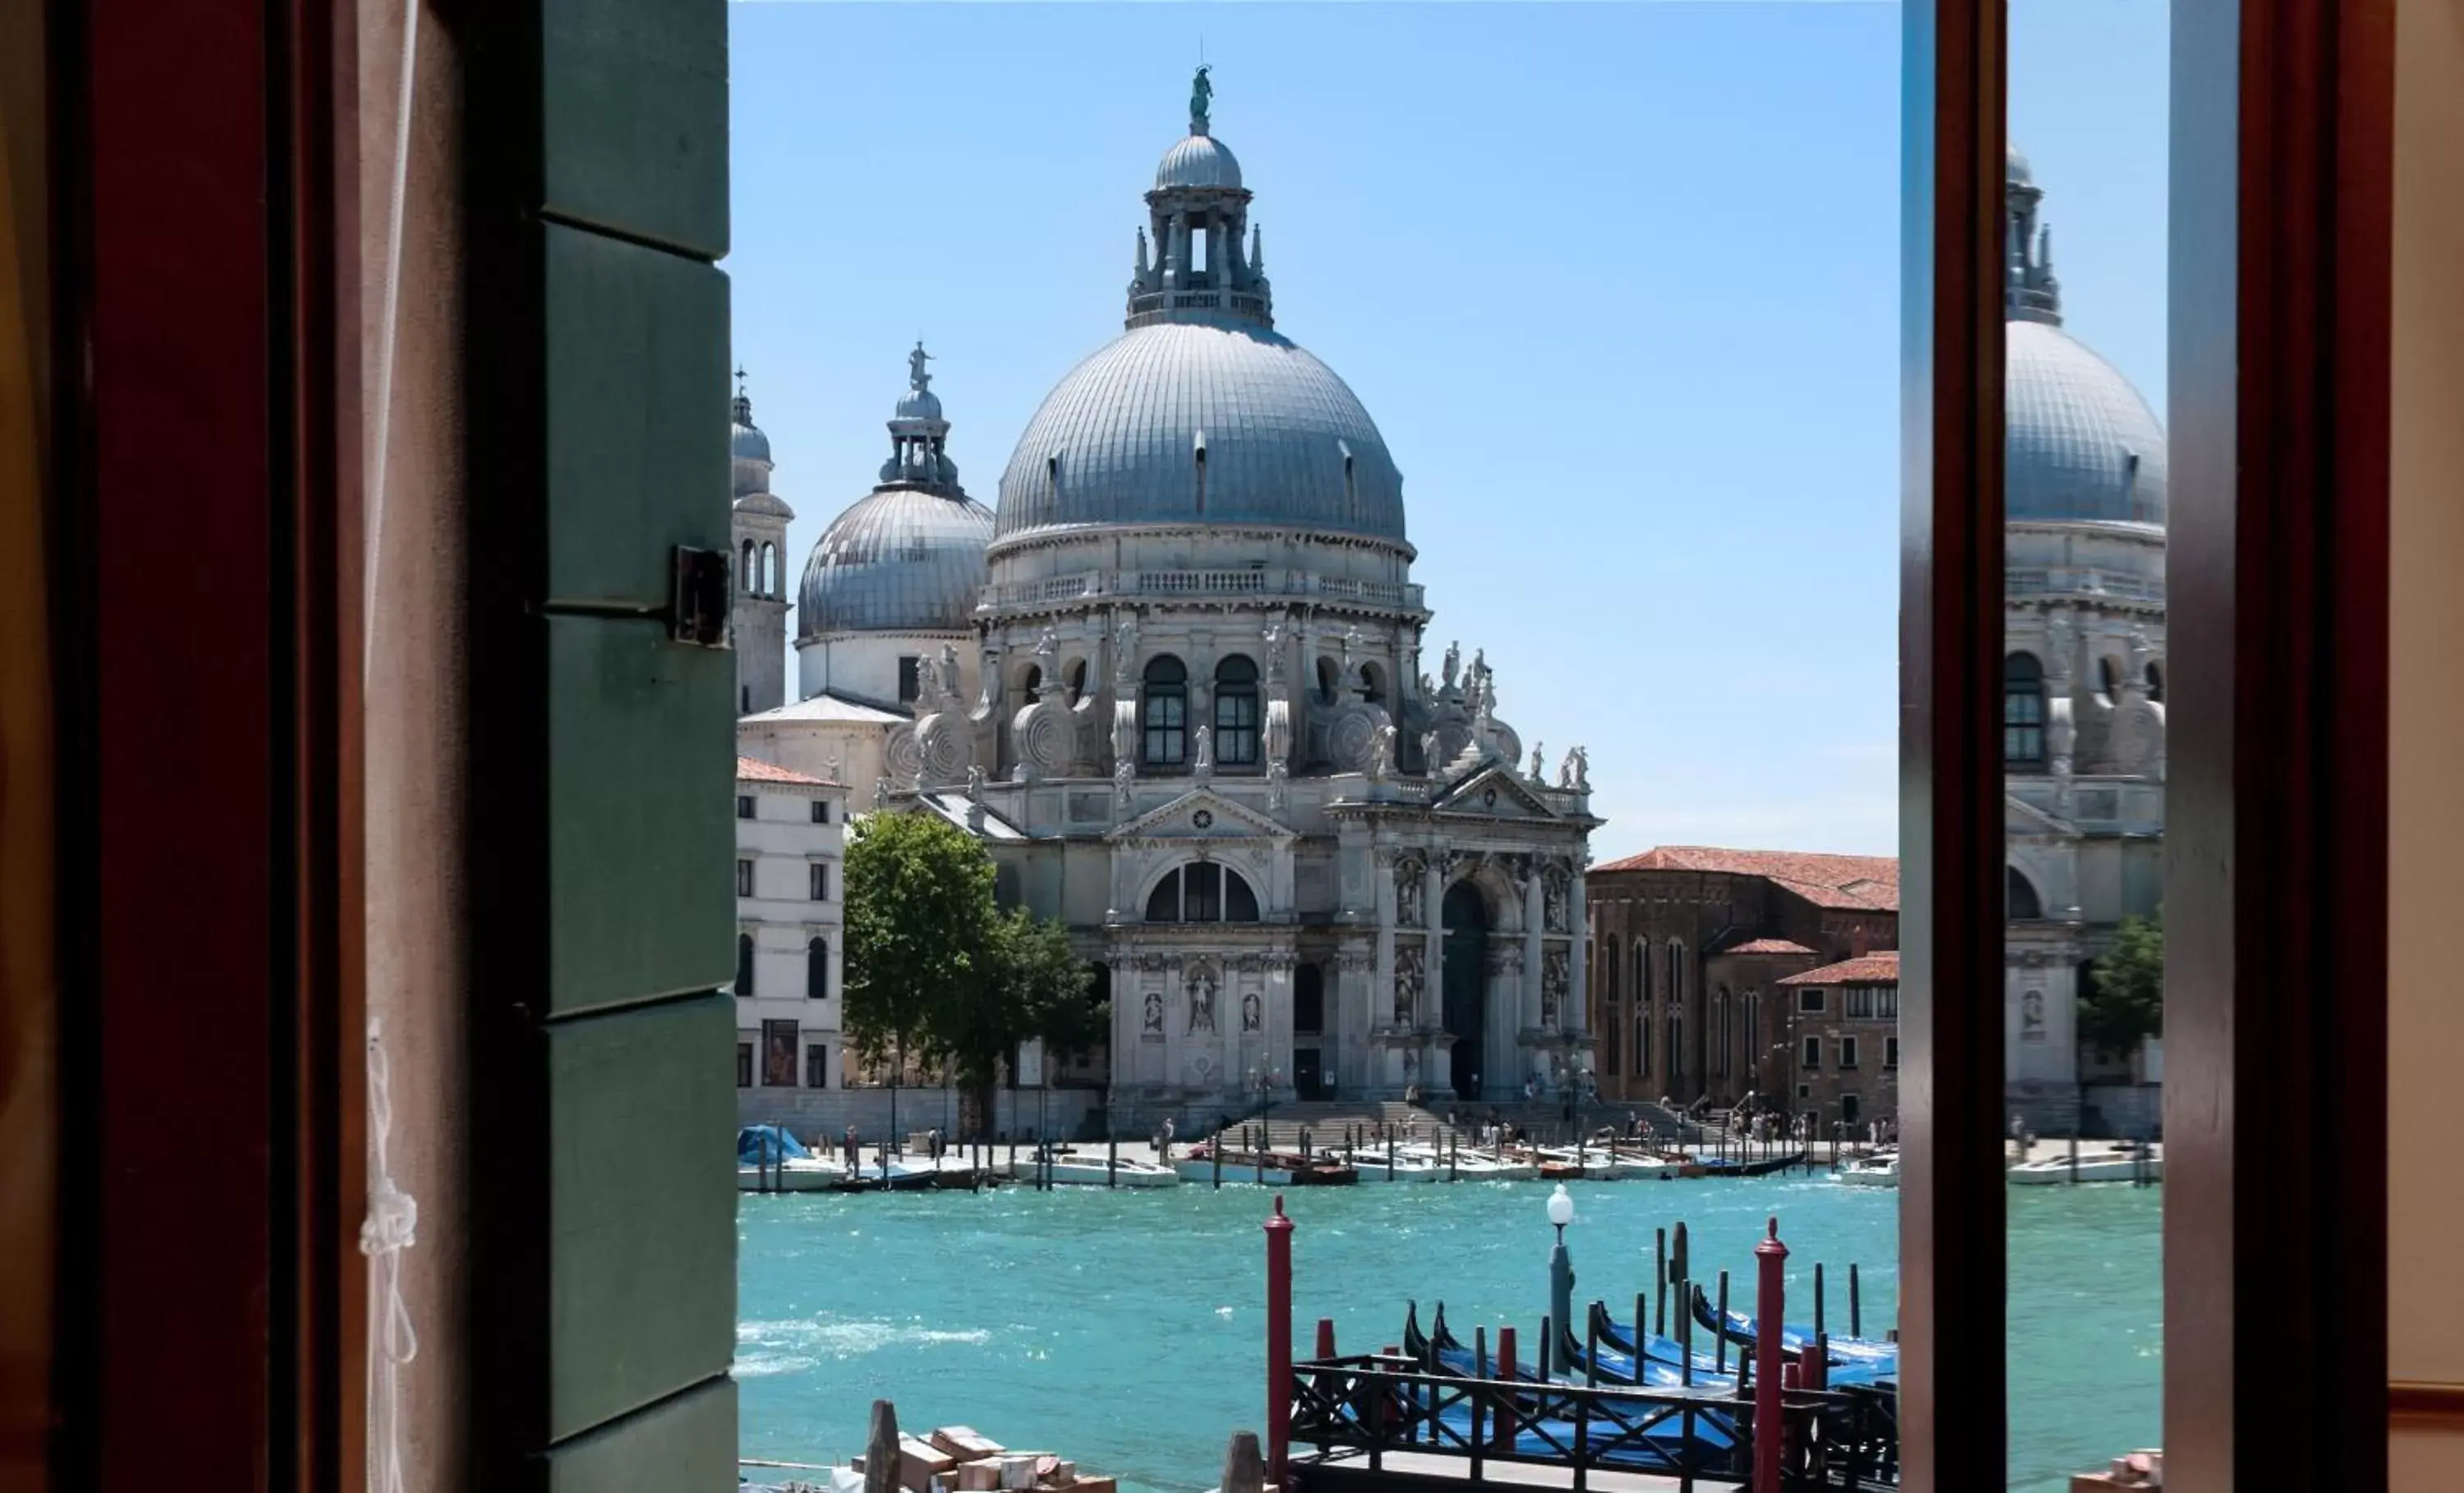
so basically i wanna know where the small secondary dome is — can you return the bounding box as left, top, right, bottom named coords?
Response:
left=797, top=345, right=993, bottom=636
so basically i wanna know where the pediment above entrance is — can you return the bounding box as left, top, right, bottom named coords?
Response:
left=1107, top=787, right=1294, bottom=843
left=1432, top=765, right=1560, bottom=821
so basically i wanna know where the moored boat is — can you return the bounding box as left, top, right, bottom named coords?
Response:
left=1007, top=1149, right=1179, bottom=1187
left=1174, top=1141, right=1357, bottom=1185
left=2007, top=1143, right=2161, bottom=1185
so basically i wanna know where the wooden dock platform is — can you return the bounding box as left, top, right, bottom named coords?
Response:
left=1294, top=1448, right=1745, bottom=1493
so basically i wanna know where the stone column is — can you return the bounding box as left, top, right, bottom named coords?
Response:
left=1524, top=870, right=1547, bottom=1036
left=1565, top=862, right=1588, bottom=1045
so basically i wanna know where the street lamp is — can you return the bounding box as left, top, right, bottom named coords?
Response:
left=1247, top=1063, right=1285, bottom=1136
left=1545, top=1183, right=1577, bottom=1373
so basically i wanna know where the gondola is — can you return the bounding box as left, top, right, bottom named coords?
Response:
left=1688, top=1284, right=1898, bottom=1373
left=1381, top=1302, right=1736, bottom=1468
left=1568, top=1302, right=1737, bottom=1389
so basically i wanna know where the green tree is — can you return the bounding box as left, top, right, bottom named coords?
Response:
left=842, top=811, right=996, bottom=1078
left=2080, top=907, right=2164, bottom=1059
left=842, top=810, right=1101, bottom=1133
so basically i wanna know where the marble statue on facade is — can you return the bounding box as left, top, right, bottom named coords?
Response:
left=1542, top=949, right=1569, bottom=1027
left=2022, top=990, right=2046, bottom=1039
left=1530, top=742, right=1546, bottom=782
left=1264, top=758, right=1288, bottom=811
left=1242, top=990, right=1261, bottom=1032
left=1114, top=616, right=1139, bottom=682
left=1558, top=746, right=1589, bottom=791
left=1395, top=857, right=1425, bottom=928
left=1543, top=865, right=1570, bottom=934
left=1368, top=724, right=1395, bottom=782
left=1193, top=725, right=1216, bottom=780
left=965, top=765, right=985, bottom=803
left=873, top=776, right=890, bottom=810
left=1441, top=641, right=1461, bottom=694
left=1419, top=728, right=1441, bottom=774
left=1113, top=756, right=1136, bottom=807
left=1188, top=972, right=1216, bottom=1034
left=1394, top=944, right=1424, bottom=1027
left=1143, top=991, right=1164, bottom=1035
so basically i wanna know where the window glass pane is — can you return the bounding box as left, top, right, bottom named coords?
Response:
left=1184, top=861, right=1221, bottom=922
left=1144, top=871, right=1180, bottom=923
left=2008, top=3, right=2170, bottom=1481
left=1223, top=870, right=1259, bottom=922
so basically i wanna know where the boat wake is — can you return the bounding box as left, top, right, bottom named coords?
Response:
left=736, top=1316, right=994, bottom=1374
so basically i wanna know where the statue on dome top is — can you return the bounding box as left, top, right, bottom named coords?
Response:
left=908, top=342, right=934, bottom=393
left=1190, top=65, right=1213, bottom=135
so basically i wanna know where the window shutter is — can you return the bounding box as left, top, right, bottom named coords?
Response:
left=464, top=0, right=738, bottom=1472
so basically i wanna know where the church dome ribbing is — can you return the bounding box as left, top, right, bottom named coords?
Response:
left=797, top=346, right=993, bottom=636
left=2002, top=148, right=2166, bottom=527
left=993, top=71, right=1408, bottom=549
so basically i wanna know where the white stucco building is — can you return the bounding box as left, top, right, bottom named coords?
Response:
left=1999, top=145, right=2168, bottom=1136
left=739, top=75, right=1602, bottom=1128
left=733, top=756, right=847, bottom=1119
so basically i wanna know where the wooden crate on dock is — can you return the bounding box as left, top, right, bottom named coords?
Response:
left=931, top=1427, right=1004, bottom=1461
left=899, top=1436, right=958, bottom=1489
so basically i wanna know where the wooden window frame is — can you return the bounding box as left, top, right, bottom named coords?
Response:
left=39, top=1, right=2392, bottom=1486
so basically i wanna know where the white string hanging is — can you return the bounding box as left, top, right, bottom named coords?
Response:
left=361, top=1019, right=420, bottom=1493
left=362, top=6, right=423, bottom=1491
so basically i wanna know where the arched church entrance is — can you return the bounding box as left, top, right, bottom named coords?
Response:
left=1441, top=881, right=1490, bottom=1099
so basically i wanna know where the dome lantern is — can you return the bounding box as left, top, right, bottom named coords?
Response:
left=1129, top=69, right=1271, bottom=331
left=797, top=347, right=994, bottom=639
left=2005, top=143, right=2062, bottom=325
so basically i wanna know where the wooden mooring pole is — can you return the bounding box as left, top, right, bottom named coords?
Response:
left=1263, top=1197, right=1294, bottom=1488
left=1752, top=1220, right=1788, bottom=1493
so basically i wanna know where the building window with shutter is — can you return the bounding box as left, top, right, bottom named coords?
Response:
left=811, top=799, right=829, bottom=825
left=1841, top=1036, right=1860, bottom=1068
left=1802, top=1036, right=1822, bottom=1069
left=810, top=862, right=829, bottom=901
left=806, top=1045, right=829, bottom=1089
left=737, top=859, right=754, bottom=897
left=736, top=794, right=754, bottom=820
left=735, top=932, right=755, bottom=997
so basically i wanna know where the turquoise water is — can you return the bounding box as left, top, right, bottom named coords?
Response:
left=738, top=1176, right=2159, bottom=1491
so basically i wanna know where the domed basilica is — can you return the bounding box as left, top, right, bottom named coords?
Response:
left=1999, top=145, right=2168, bottom=1136
left=737, top=75, right=1601, bottom=1123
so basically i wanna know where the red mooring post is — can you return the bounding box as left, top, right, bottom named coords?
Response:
left=1316, top=1317, right=1337, bottom=1361
left=1753, top=1218, right=1789, bottom=1493
left=1266, top=1195, right=1294, bottom=1490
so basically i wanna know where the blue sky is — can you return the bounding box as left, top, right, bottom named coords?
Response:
left=725, top=1, right=2170, bottom=860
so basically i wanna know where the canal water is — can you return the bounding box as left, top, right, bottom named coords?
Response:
left=738, top=1175, right=2159, bottom=1492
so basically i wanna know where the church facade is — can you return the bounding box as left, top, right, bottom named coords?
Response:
left=1998, top=145, right=2167, bottom=1137
left=736, top=75, right=1600, bottom=1127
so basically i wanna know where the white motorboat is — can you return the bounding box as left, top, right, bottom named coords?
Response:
left=1394, top=1145, right=1536, bottom=1181
left=1332, top=1149, right=1442, bottom=1183
left=1008, top=1151, right=1179, bottom=1188
left=735, top=1155, right=854, bottom=1192
left=2007, top=1146, right=2162, bottom=1185
left=1835, top=1152, right=1901, bottom=1188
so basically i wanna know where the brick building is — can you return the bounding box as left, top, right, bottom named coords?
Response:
left=1777, top=953, right=1901, bottom=1132
left=1584, top=847, right=1898, bottom=1111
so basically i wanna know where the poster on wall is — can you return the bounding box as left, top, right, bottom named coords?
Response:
left=762, top=1019, right=798, bottom=1087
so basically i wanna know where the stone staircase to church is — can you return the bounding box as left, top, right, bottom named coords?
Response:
left=1203, top=1096, right=1705, bottom=1153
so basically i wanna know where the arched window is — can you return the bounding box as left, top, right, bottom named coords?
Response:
left=2147, top=660, right=2165, bottom=702
left=1358, top=662, right=1386, bottom=706
left=1602, top=940, right=1620, bottom=1008
left=807, top=937, right=827, bottom=999
left=1635, top=938, right=1650, bottom=1004
left=1142, top=655, right=1188, bottom=766
left=2004, top=652, right=2047, bottom=765
left=1716, top=987, right=1731, bottom=1077
left=2098, top=655, right=2121, bottom=705
left=1636, top=1002, right=1651, bottom=1077
left=1144, top=863, right=1262, bottom=923
left=2007, top=865, right=2045, bottom=921
left=1294, top=964, right=1325, bottom=1035
left=1666, top=940, right=1685, bottom=1012
left=740, top=539, right=756, bottom=595
left=1667, top=1008, right=1684, bottom=1080
left=1316, top=657, right=1341, bottom=705
left=1745, top=990, right=1762, bottom=1086
left=1215, top=655, right=1260, bottom=765
left=735, top=932, right=755, bottom=997
left=761, top=541, right=778, bottom=597
left=1019, top=664, right=1043, bottom=700
left=1067, top=658, right=1089, bottom=703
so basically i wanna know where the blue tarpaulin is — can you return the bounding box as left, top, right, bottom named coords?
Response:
left=738, top=1124, right=811, bottom=1164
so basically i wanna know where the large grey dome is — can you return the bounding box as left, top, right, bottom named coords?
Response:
left=995, top=320, right=1407, bottom=544
left=797, top=487, right=995, bottom=636
left=2007, top=319, right=2167, bottom=526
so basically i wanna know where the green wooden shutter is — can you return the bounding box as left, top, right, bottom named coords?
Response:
left=464, top=0, right=738, bottom=1482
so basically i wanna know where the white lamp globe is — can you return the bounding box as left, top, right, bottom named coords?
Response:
left=1547, top=1183, right=1575, bottom=1229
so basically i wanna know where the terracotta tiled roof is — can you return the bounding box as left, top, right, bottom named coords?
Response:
left=1721, top=938, right=1818, bottom=957
left=1591, top=846, right=1901, bottom=912
left=736, top=756, right=827, bottom=786
left=1777, top=953, right=1901, bottom=985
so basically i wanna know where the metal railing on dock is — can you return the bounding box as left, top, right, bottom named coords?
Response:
left=1285, top=1353, right=1895, bottom=1491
